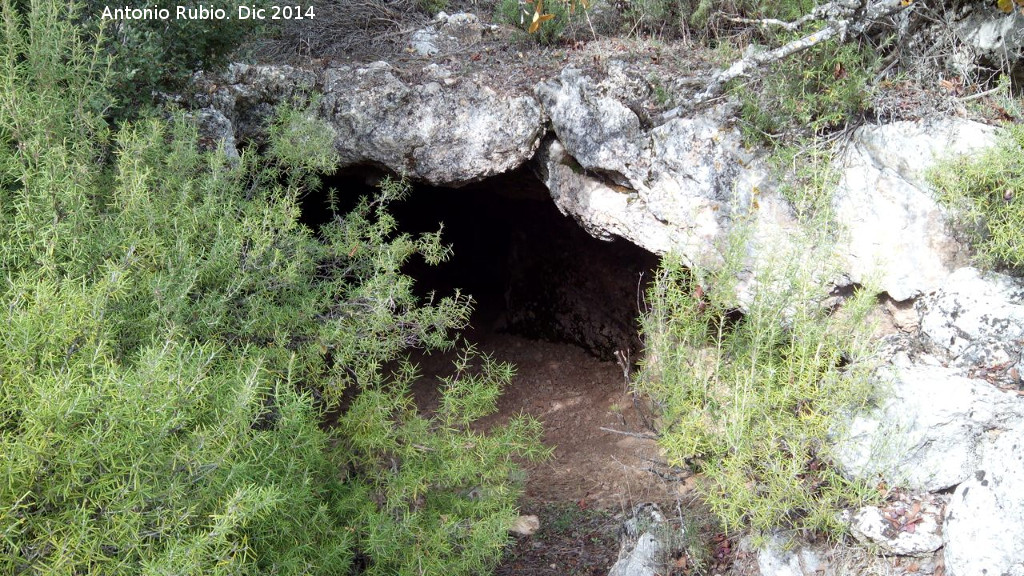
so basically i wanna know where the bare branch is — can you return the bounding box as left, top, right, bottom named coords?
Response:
left=599, top=426, right=659, bottom=440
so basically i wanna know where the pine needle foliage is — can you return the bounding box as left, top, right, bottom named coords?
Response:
left=635, top=220, right=881, bottom=539
left=0, top=1, right=548, bottom=574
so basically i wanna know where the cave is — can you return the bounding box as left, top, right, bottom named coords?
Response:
left=304, top=166, right=678, bottom=509
left=308, top=167, right=661, bottom=362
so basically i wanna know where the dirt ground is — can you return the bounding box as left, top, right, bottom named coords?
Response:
left=407, top=319, right=713, bottom=574
left=411, top=325, right=691, bottom=509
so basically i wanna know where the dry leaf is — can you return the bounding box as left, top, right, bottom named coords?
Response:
left=528, top=0, right=555, bottom=34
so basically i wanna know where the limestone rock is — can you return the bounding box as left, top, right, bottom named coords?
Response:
left=193, top=107, right=239, bottom=161
left=321, top=63, right=544, bottom=184
left=835, top=364, right=1024, bottom=492
left=535, top=67, right=780, bottom=271
left=194, top=62, right=544, bottom=185
left=953, top=6, right=1024, bottom=79
left=608, top=504, right=677, bottom=576
left=536, top=68, right=648, bottom=188
left=830, top=119, right=998, bottom=301
left=409, top=29, right=440, bottom=57
left=944, top=425, right=1024, bottom=576
left=917, top=267, right=1024, bottom=385
left=850, top=501, right=943, bottom=557
left=755, top=535, right=823, bottom=576
left=196, top=63, right=315, bottom=142
left=509, top=514, right=540, bottom=537
left=410, top=12, right=488, bottom=56
left=608, top=532, right=662, bottom=576
left=438, top=12, right=488, bottom=43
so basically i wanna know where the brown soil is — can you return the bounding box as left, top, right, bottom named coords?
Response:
left=411, top=327, right=692, bottom=510
left=407, top=324, right=699, bottom=574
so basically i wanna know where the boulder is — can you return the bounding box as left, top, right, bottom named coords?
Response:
left=535, top=67, right=785, bottom=274
left=944, top=424, right=1024, bottom=576
left=850, top=501, right=943, bottom=557
left=830, top=119, right=998, bottom=301
left=192, top=107, right=239, bottom=162
left=196, top=63, right=316, bottom=142
left=537, top=70, right=1004, bottom=307
left=754, top=535, right=824, bottom=576
left=320, top=63, right=544, bottom=184
left=835, top=364, right=1024, bottom=492
left=953, top=5, right=1024, bottom=80
left=917, top=267, right=1024, bottom=386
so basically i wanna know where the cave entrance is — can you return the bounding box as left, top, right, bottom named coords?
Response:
left=308, top=167, right=683, bottom=513
left=327, top=167, right=660, bottom=360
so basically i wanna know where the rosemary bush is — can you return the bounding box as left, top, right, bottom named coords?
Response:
left=0, top=2, right=547, bottom=574
left=635, top=219, right=881, bottom=539
left=929, top=119, right=1024, bottom=274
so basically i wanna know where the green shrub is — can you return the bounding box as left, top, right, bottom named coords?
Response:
left=621, top=0, right=687, bottom=34
left=8, top=0, right=265, bottom=118
left=929, top=122, right=1024, bottom=273
left=734, top=38, right=878, bottom=146
left=689, top=0, right=816, bottom=28
left=770, top=137, right=840, bottom=221
left=1, top=2, right=548, bottom=574
left=635, top=220, right=881, bottom=538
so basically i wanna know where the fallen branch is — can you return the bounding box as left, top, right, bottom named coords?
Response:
left=660, top=0, right=908, bottom=123
left=599, top=426, right=659, bottom=440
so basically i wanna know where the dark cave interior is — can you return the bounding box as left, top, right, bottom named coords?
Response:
left=306, top=167, right=660, bottom=360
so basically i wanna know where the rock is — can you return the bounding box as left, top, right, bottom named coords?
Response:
left=850, top=501, right=943, bottom=556
left=536, top=70, right=1009, bottom=310
left=321, top=63, right=545, bottom=184
left=439, top=12, right=486, bottom=43
left=755, top=535, right=823, bottom=576
left=608, top=532, right=662, bottom=576
left=883, top=297, right=920, bottom=333
left=193, top=107, right=239, bottom=162
left=917, top=267, right=1024, bottom=385
left=835, top=364, right=1024, bottom=492
left=536, top=68, right=648, bottom=188
left=538, top=138, right=677, bottom=251
left=953, top=6, right=1024, bottom=78
left=536, top=67, right=782, bottom=273
left=195, top=62, right=545, bottom=185
left=509, top=514, right=540, bottom=536
left=608, top=504, right=678, bottom=576
left=830, top=119, right=998, bottom=301
left=195, top=63, right=316, bottom=142
left=409, top=29, right=439, bottom=56
left=944, top=424, right=1024, bottom=576
left=411, top=12, right=485, bottom=56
